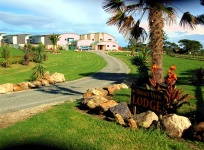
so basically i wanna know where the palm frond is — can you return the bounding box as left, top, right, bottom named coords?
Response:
left=102, top=0, right=125, bottom=14
left=119, top=15, right=135, bottom=36
left=196, top=14, right=204, bottom=25
left=128, top=20, right=148, bottom=42
left=180, top=12, right=198, bottom=29
left=107, top=8, right=125, bottom=27
left=161, top=6, right=177, bottom=25
left=201, top=0, right=204, bottom=6
left=125, top=0, right=145, bottom=15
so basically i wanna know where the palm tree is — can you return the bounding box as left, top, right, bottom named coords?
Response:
left=49, top=33, right=61, bottom=53
left=102, top=0, right=204, bottom=83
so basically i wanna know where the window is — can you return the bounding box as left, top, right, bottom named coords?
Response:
left=113, top=45, right=116, bottom=47
left=67, top=38, right=74, bottom=42
left=92, top=39, right=94, bottom=41
left=108, top=39, right=112, bottom=41
left=100, top=39, right=102, bottom=41
left=107, top=45, right=109, bottom=47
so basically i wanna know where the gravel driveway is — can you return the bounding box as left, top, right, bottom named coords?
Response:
left=0, top=50, right=129, bottom=114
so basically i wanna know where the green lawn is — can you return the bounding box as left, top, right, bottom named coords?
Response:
left=0, top=102, right=203, bottom=150
left=0, top=51, right=204, bottom=150
left=109, top=52, right=204, bottom=121
left=0, top=48, right=106, bottom=84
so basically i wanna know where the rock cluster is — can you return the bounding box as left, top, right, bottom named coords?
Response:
left=81, top=83, right=204, bottom=142
left=0, top=71, right=65, bottom=94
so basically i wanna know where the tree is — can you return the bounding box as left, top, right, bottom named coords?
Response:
left=164, top=41, right=179, bottom=54
left=178, top=39, right=203, bottom=54
left=49, top=33, right=61, bottom=53
left=102, top=0, right=204, bottom=83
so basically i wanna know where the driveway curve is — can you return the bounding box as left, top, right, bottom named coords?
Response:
left=0, top=50, right=129, bottom=114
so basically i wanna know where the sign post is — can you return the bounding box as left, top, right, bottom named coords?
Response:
left=131, top=86, right=166, bottom=115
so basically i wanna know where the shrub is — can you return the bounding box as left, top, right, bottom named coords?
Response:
left=1, top=44, right=10, bottom=68
left=22, top=53, right=30, bottom=65
left=132, top=55, right=149, bottom=86
left=148, top=65, right=191, bottom=114
left=30, top=64, right=46, bottom=81
left=190, top=67, right=204, bottom=85
left=33, top=43, right=46, bottom=63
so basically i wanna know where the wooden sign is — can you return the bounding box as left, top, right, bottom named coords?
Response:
left=131, top=86, right=165, bottom=114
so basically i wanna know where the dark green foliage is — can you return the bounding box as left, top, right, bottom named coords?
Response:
left=178, top=39, right=203, bottom=54
left=33, top=43, right=46, bottom=63
left=190, top=67, right=204, bottom=85
left=132, top=54, right=150, bottom=85
left=1, top=44, right=10, bottom=68
left=30, top=64, right=46, bottom=81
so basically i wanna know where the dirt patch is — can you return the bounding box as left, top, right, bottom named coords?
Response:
left=0, top=102, right=64, bottom=129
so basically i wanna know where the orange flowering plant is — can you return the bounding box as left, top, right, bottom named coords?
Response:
left=148, top=64, right=190, bottom=114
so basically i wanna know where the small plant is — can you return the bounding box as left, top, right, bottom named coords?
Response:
left=1, top=44, right=10, bottom=68
left=190, top=67, right=204, bottom=85
left=33, top=43, right=46, bottom=63
left=132, top=54, right=149, bottom=85
left=22, top=53, right=30, bottom=65
left=148, top=65, right=191, bottom=114
left=30, top=64, right=46, bottom=81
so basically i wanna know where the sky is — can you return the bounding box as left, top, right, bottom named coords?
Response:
left=0, top=0, right=204, bottom=47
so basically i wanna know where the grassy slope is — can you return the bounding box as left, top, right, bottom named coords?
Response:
left=0, top=102, right=203, bottom=150
left=0, top=48, right=106, bottom=84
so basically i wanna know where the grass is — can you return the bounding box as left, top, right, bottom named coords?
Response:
left=0, top=101, right=203, bottom=150
left=109, top=52, right=204, bottom=122
left=0, top=50, right=204, bottom=149
left=0, top=48, right=106, bottom=84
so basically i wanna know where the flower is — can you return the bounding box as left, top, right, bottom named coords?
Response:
left=168, top=69, right=172, bottom=74
left=152, top=64, right=158, bottom=72
left=170, top=65, right=176, bottom=71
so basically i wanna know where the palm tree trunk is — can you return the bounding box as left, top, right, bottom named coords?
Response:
left=149, top=5, right=164, bottom=83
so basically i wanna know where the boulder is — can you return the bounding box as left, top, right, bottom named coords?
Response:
left=39, top=79, right=50, bottom=86
left=0, top=83, right=14, bottom=92
left=95, top=87, right=108, bottom=97
left=162, top=114, right=191, bottom=138
left=27, top=82, right=36, bottom=88
left=86, top=95, right=108, bottom=109
left=119, top=83, right=129, bottom=89
left=44, top=71, right=51, bottom=80
left=112, top=84, right=121, bottom=91
left=98, top=100, right=118, bottom=112
left=83, top=88, right=103, bottom=99
left=105, top=85, right=115, bottom=95
left=189, top=122, right=204, bottom=142
left=32, top=80, right=42, bottom=87
left=127, top=118, right=138, bottom=130
left=114, top=113, right=126, bottom=125
left=13, top=84, right=22, bottom=92
left=50, top=72, right=65, bottom=83
left=0, top=86, right=6, bottom=94
left=18, top=82, right=29, bottom=90
left=133, top=110, right=158, bottom=128
left=109, top=102, right=132, bottom=120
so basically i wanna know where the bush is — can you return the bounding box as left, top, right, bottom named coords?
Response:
left=131, top=54, right=150, bottom=86
left=1, top=44, right=10, bottom=68
left=30, top=64, right=46, bottom=81
left=190, top=67, right=204, bottom=86
left=148, top=65, right=191, bottom=114
left=22, top=53, right=30, bottom=65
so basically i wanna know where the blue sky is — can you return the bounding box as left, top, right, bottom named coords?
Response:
left=0, top=0, right=204, bottom=47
